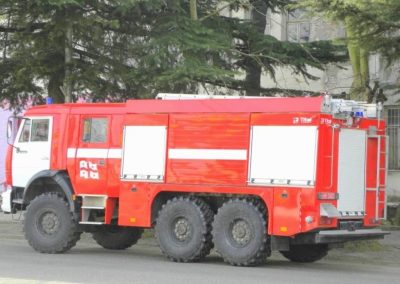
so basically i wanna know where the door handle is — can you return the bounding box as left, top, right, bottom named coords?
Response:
left=16, top=148, right=27, bottom=154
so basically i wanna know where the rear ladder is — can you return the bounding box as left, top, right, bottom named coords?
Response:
left=368, top=135, right=388, bottom=220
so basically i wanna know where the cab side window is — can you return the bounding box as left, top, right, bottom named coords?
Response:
left=18, top=119, right=50, bottom=142
left=18, top=120, right=31, bottom=143
left=82, top=118, right=108, bottom=143
left=31, top=119, right=50, bottom=142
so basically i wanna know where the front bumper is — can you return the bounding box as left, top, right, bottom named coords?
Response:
left=1, top=185, right=12, bottom=213
left=291, top=229, right=390, bottom=245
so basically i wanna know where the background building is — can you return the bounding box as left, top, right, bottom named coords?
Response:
left=261, top=10, right=400, bottom=197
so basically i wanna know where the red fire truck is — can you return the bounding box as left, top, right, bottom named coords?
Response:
left=2, top=94, right=388, bottom=266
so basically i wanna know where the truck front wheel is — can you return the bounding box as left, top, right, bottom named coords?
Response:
left=280, top=244, right=329, bottom=263
left=212, top=199, right=269, bottom=266
left=23, top=193, right=81, bottom=253
left=155, top=196, right=213, bottom=262
left=92, top=226, right=143, bottom=250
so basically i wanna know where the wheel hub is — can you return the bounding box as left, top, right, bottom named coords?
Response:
left=39, top=212, right=60, bottom=235
left=174, top=218, right=191, bottom=241
left=231, top=220, right=251, bottom=246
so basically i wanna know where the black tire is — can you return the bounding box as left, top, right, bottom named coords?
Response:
left=23, top=193, right=81, bottom=253
left=155, top=196, right=213, bottom=262
left=212, top=199, right=269, bottom=266
left=92, top=226, right=143, bottom=250
left=280, top=244, right=329, bottom=263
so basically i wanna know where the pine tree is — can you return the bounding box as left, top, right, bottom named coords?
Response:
left=0, top=0, right=346, bottom=105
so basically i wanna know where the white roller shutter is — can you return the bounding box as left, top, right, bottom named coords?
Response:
left=337, top=129, right=366, bottom=216
left=121, top=126, right=167, bottom=181
left=248, top=126, right=318, bottom=186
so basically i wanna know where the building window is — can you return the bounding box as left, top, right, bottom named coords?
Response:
left=287, top=10, right=311, bottom=42
left=385, top=107, right=400, bottom=170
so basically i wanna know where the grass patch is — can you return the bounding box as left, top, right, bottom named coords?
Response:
left=343, top=240, right=384, bottom=252
left=386, top=202, right=400, bottom=227
left=387, top=196, right=400, bottom=203
left=380, top=220, right=400, bottom=230
left=393, top=206, right=400, bottom=226
left=142, top=229, right=154, bottom=239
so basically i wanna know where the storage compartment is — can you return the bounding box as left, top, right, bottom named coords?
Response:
left=248, top=126, right=318, bottom=186
left=121, top=126, right=167, bottom=182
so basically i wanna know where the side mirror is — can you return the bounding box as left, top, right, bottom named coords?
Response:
left=7, top=119, right=13, bottom=139
left=6, top=116, right=26, bottom=147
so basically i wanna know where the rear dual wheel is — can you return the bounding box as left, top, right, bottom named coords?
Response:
left=155, top=196, right=213, bottom=262
left=212, top=199, right=270, bottom=266
left=155, top=196, right=270, bottom=266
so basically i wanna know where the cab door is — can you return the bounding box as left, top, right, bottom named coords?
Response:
left=74, top=116, right=110, bottom=195
left=12, top=117, right=53, bottom=187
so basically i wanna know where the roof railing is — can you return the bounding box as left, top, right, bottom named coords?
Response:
left=156, top=93, right=382, bottom=119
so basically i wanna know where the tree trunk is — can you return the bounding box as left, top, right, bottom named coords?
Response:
left=345, top=17, right=369, bottom=101
left=190, top=0, right=198, bottom=20
left=245, top=1, right=267, bottom=97
left=2, top=10, right=11, bottom=60
left=64, top=9, right=73, bottom=103
left=245, top=64, right=262, bottom=96
left=48, top=73, right=65, bottom=103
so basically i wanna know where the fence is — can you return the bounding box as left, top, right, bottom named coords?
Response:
left=385, top=106, right=400, bottom=170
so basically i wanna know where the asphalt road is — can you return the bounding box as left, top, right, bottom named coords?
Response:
left=0, top=214, right=399, bottom=284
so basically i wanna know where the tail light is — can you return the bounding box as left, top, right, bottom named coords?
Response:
left=319, top=216, right=334, bottom=226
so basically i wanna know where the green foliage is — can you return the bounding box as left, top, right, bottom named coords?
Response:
left=298, top=0, right=400, bottom=101
left=299, top=0, right=400, bottom=63
left=0, top=0, right=345, bottom=104
left=348, top=0, right=400, bottom=65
